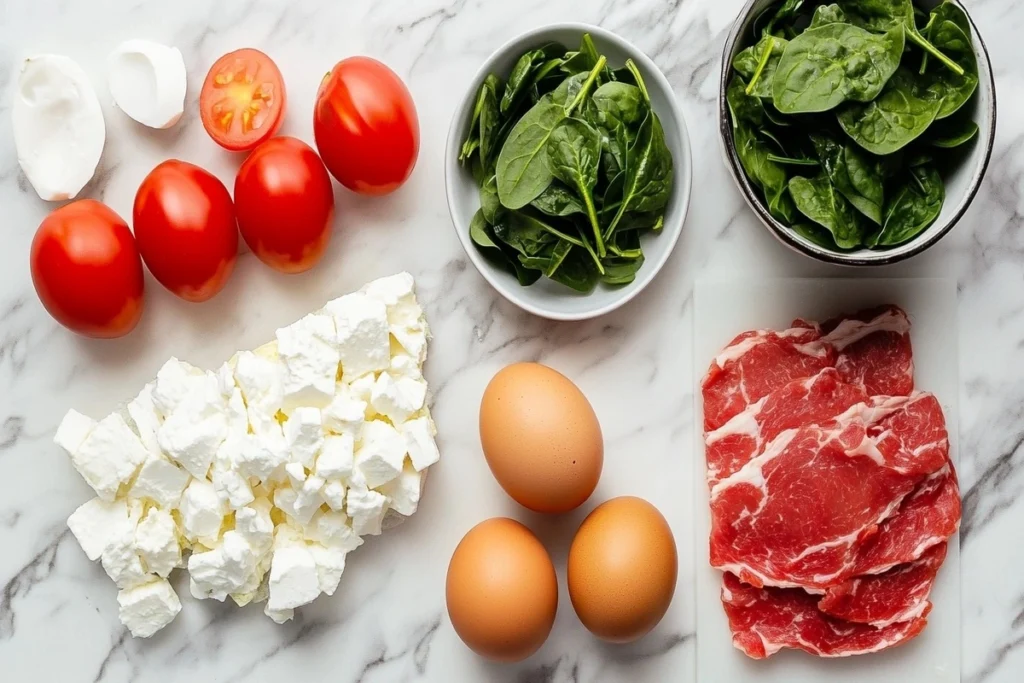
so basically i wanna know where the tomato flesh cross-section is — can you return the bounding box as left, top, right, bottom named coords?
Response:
left=200, top=48, right=286, bottom=152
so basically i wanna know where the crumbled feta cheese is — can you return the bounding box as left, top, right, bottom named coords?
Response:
left=389, top=353, right=422, bottom=381
left=380, top=461, right=422, bottom=516
left=264, top=603, right=294, bottom=624
left=273, top=485, right=320, bottom=525
left=127, top=383, right=162, bottom=455
left=370, top=371, right=426, bottom=423
left=117, top=578, right=181, bottom=638
left=101, top=519, right=148, bottom=589
left=135, top=508, right=180, bottom=577
left=309, top=543, right=347, bottom=596
left=130, top=454, right=190, bottom=508
left=283, top=407, right=323, bottom=468
left=276, top=313, right=339, bottom=411
left=157, top=374, right=229, bottom=479
left=179, top=479, right=226, bottom=544
left=297, top=474, right=325, bottom=511
left=54, top=409, right=95, bottom=459
left=267, top=526, right=321, bottom=611
left=151, top=357, right=206, bottom=418
left=63, top=413, right=148, bottom=501
left=67, top=497, right=133, bottom=561
left=316, top=433, right=354, bottom=480
left=304, top=509, right=363, bottom=553
left=399, top=417, right=440, bottom=471
left=364, top=272, right=428, bottom=363
left=325, top=292, right=390, bottom=379
left=346, top=479, right=388, bottom=536
left=322, top=386, right=366, bottom=437
left=321, top=480, right=347, bottom=511
left=354, top=421, right=406, bottom=488
left=188, top=531, right=257, bottom=601
left=233, top=350, right=285, bottom=435
left=235, top=498, right=274, bottom=554
left=236, top=431, right=287, bottom=481
left=211, top=465, right=255, bottom=509
left=284, top=461, right=307, bottom=488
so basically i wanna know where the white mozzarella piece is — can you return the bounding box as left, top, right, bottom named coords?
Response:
left=13, top=54, right=105, bottom=201
left=399, top=417, right=440, bottom=471
left=107, top=39, right=186, bottom=129
left=325, top=292, right=391, bottom=379
left=130, top=454, right=190, bottom=508
left=63, top=413, right=148, bottom=501
left=315, top=433, right=354, bottom=480
left=134, top=508, right=180, bottom=578
left=188, top=531, right=257, bottom=601
left=283, top=407, right=323, bottom=468
left=117, top=578, right=181, bottom=638
left=354, top=421, right=406, bottom=488
left=276, top=313, right=339, bottom=411
left=179, top=479, right=226, bottom=545
left=370, top=372, right=427, bottom=424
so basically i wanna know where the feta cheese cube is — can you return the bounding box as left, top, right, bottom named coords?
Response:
left=309, top=543, right=347, bottom=596
left=321, top=387, right=366, bottom=438
left=157, top=375, right=230, bottom=479
left=364, top=272, right=428, bottom=363
left=135, top=508, right=180, bottom=578
left=211, top=466, right=255, bottom=509
left=235, top=498, right=274, bottom=553
left=126, top=384, right=162, bottom=455
left=179, top=479, right=226, bottom=544
left=65, top=413, right=148, bottom=501
left=315, top=433, right=354, bottom=480
left=67, top=497, right=133, bottom=561
left=379, top=461, right=422, bottom=516
left=370, top=372, right=426, bottom=424
left=151, top=358, right=206, bottom=418
left=188, top=531, right=257, bottom=601
left=354, top=421, right=406, bottom=488
left=297, top=474, right=325, bottom=510
left=117, top=578, right=181, bottom=638
left=399, top=417, right=440, bottom=471
left=284, top=461, right=307, bottom=488
left=320, top=480, right=347, bottom=511
left=267, top=526, right=321, bottom=611
left=276, top=313, right=339, bottom=410
left=283, top=407, right=323, bottom=468
left=236, top=431, right=287, bottom=481
left=389, top=353, right=422, bottom=381
left=130, top=455, right=190, bottom=508
left=346, top=480, right=388, bottom=536
left=101, top=521, right=148, bottom=589
left=325, top=292, right=390, bottom=379
left=233, top=350, right=285, bottom=435
left=304, top=509, right=363, bottom=553
left=264, top=603, right=294, bottom=624
left=54, top=409, right=95, bottom=456
left=273, top=486, right=319, bottom=525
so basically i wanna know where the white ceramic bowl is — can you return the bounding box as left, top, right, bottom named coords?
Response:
left=444, top=23, right=693, bottom=320
left=719, top=0, right=996, bottom=266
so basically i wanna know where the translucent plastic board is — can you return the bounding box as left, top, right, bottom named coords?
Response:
left=693, top=278, right=960, bottom=683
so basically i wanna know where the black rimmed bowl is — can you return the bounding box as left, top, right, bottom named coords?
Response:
left=719, top=0, right=996, bottom=266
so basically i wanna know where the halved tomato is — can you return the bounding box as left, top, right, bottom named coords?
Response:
left=199, top=48, right=286, bottom=152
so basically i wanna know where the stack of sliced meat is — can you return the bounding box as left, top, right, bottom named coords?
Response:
left=701, top=306, right=960, bottom=659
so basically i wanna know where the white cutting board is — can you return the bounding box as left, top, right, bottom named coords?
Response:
left=693, top=278, right=960, bottom=683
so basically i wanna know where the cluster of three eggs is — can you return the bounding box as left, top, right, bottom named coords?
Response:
left=446, top=363, right=678, bottom=662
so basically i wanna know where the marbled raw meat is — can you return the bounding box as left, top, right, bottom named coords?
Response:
left=819, top=305, right=914, bottom=397
left=721, top=572, right=930, bottom=659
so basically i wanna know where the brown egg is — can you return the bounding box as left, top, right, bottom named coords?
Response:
left=446, top=518, right=558, bottom=662
left=568, top=496, right=678, bottom=643
left=479, top=363, right=603, bottom=513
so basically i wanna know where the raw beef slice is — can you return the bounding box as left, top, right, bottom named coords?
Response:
left=721, top=572, right=929, bottom=659
left=704, top=368, right=868, bottom=488
left=709, top=393, right=949, bottom=589
left=818, top=542, right=947, bottom=627
left=820, top=305, right=914, bottom=397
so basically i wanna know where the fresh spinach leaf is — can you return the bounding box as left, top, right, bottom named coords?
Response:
left=480, top=175, right=503, bottom=224
left=772, top=23, right=905, bottom=114
left=811, top=134, right=884, bottom=224
left=767, top=154, right=819, bottom=166
left=769, top=186, right=799, bottom=223
left=789, top=174, right=867, bottom=248
left=593, top=82, right=645, bottom=128
left=605, top=109, right=674, bottom=238
left=601, top=253, right=646, bottom=285
left=733, top=123, right=790, bottom=216
left=809, top=4, right=848, bottom=28
left=493, top=212, right=558, bottom=256
left=793, top=222, right=844, bottom=249
left=837, top=68, right=941, bottom=155
left=733, top=34, right=788, bottom=98
left=549, top=245, right=600, bottom=292
left=764, top=0, right=806, bottom=36
left=546, top=118, right=606, bottom=255
left=727, top=75, right=765, bottom=127
left=873, top=163, right=944, bottom=246
left=531, top=181, right=586, bottom=217
left=928, top=118, right=979, bottom=148
left=460, top=74, right=502, bottom=165
left=919, top=20, right=978, bottom=119
left=470, top=209, right=499, bottom=249
left=501, top=50, right=546, bottom=115
left=478, top=76, right=501, bottom=170
left=544, top=239, right=574, bottom=278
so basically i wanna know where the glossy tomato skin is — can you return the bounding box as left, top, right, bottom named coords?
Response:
left=200, top=48, right=286, bottom=152
left=313, top=57, right=419, bottom=195
left=31, top=200, right=144, bottom=338
left=234, top=137, right=335, bottom=273
left=133, top=160, right=238, bottom=302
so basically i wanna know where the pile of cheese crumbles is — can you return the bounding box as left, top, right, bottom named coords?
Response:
left=55, top=273, right=439, bottom=637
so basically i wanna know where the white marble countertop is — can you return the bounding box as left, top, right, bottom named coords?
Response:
left=0, top=0, right=1020, bottom=681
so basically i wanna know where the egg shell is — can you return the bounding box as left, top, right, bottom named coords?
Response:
left=446, top=518, right=558, bottom=662
left=479, top=363, right=603, bottom=513
left=568, top=496, right=678, bottom=643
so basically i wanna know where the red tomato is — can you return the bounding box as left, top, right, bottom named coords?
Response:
left=234, top=137, right=335, bottom=273
left=200, top=48, right=286, bottom=152
left=313, top=57, right=419, bottom=195
left=30, top=200, right=144, bottom=339
left=133, top=160, right=238, bottom=302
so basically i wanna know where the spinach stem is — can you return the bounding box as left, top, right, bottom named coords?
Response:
left=745, top=36, right=776, bottom=96
left=907, top=29, right=964, bottom=76
left=567, top=56, right=608, bottom=116
left=626, top=59, right=650, bottom=103
left=766, top=153, right=819, bottom=166
left=577, top=225, right=605, bottom=274
left=538, top=224, right=585, bottom=248
left=581, top=189, right=606, bottom=257
left=608, top=244, right=643, bottom=259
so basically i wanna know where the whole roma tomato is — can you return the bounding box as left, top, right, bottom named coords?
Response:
left=30, top=200, right=145, bottom=338
left=134, top=160, right=238, bottom=302
left=200, top=48, right=286, bottom=152
left=313, top=57, right=419, bottom=195
left=234, top=136, right=335, bottom=273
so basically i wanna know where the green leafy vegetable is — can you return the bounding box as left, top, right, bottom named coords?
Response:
left=811, top=134, right=884, bottom=224
left=919, top=20, right=978, bottom=118
left=873, top=164, right=944, bottom=245
left=501, top=50, right=546, bottom=115
left=808, top=4, right=848, bottom=28
left=764, top=0, right=806, bottom=35
left=604, top=109, right=674, bottom=239
left=480, top=175, right=503, bottom=224
left=531, top=182, right=586, bottom=216
left=727, top=76, right=765, bottom=127
left=928, top=118, right=979, bottom=148
left=789, top=174, right=867, bottom=248
left=546, top=118, right=606, bottom=255
left=733, top=35, right=788, bottom=98
left=772, top=23, right=905, bottom=114
left=836, top=68, right=942, bottom=154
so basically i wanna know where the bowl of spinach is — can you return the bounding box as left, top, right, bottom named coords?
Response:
left=445, top=24, right=692, bottom=320
left=720, top=0, right=995, bottom=265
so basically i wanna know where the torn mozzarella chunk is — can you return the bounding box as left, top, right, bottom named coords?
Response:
left=107, top=39, right=186, bottom=129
